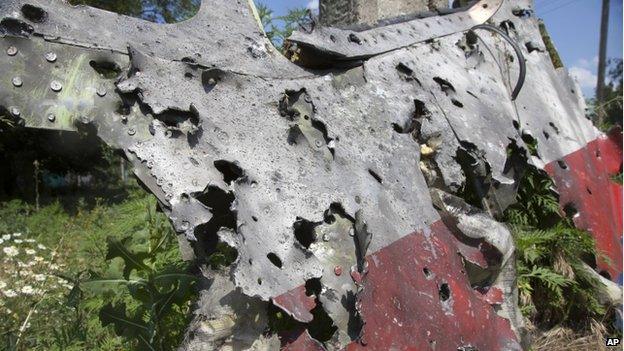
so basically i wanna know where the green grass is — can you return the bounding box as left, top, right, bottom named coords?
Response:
left=0, top=184, right=194, bottom=351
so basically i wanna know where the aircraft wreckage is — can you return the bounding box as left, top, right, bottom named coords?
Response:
left=0, top=0, right=621, bottom=349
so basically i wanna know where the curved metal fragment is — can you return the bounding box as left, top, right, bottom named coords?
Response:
left=288, top=0, right=503, bottom=60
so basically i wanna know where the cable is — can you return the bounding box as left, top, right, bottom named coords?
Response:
left=540, top=0, right=582, bottom=15
left=536, top=0, right=568, bottom=12
left=471, top=24, right=526, bottom=100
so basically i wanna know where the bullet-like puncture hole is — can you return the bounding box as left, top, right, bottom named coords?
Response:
left=423, top=267, right=433, bottom=279
left=21, top=4, right=47, bottom=23
left=438, top=283, right=450, bottom=301
left=267, top=252, right=283, bottom=269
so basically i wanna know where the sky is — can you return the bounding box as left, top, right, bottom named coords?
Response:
left=262, top=0, right=623, bottom=98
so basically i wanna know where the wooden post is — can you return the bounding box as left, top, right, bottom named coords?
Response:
left=596, top=0, right=610, bottom=126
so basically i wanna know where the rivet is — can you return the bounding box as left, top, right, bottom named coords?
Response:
left=9, top=106, right=20, bottom=117
left=47, top=113, right=55, bottom=122
left=44, top=52, right=57, bottom=62
left=12, top=76, right=23, bottom=87
left=315, top=139, right=323, bottom=148
left=334, top=265, right=343, bottom=276
left=6, top=46, right=17, bottom=56
left=180, top=221, right=190, bottom=230
left=50, top=80, right=62, bottom=92
left=128, top=128, right=136, bottom=135
left=96, top=86, right=106, bottom=97
left=78, top=115, right=91, bottom=124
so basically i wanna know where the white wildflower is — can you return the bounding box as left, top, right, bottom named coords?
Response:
left=37, top=244, right=46, bottom=250
left=4, top=289, right=17, bottom=298
left=25, top=249, right=36, bottom=255
left=3, top=246, right=18, bottom=257
left=13, top=233, right=21, bottom=237
left=24, top=239, right=36, bottom=243
left=21, top=285, right=35, bottom=295
left=2, top=234, right=10, bottom=241
left=34, top=274, right=46, bottom=282
left=0, top=239, right=3, bottom=245
left=14, top=239, right=23, bottom=244
left=34, top=256, right=44, bottom=262
left=0, top=281, right=6, bottom=289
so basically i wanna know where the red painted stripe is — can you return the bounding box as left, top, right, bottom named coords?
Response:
left=280, top=219, right=519, bottom=350
left=544, top=130, right=623, bottom=282
left=347, top=220, right=520, bottom=351
left=278, top=133, right=622, bottom=349
left=283, top=329, right=326, bottom=350
left=273, top=285, right=316, bottom=323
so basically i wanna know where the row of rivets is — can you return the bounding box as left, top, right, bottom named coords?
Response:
left=12, top=77, right=64, bottom=93
left=5, top=46, right=114, bottom=129
left=6, top=46, right=57, bottom=63
left=12, top=77, right=109, bottom=97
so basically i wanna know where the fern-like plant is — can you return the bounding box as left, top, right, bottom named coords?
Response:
left=504, top=166, right=607, bottom=328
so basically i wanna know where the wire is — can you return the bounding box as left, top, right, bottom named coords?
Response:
left=540, top=0, right=582, bottom=15
left=536, top=0, right=568, bottom=12
left=471, top=24, right=527, bottom=101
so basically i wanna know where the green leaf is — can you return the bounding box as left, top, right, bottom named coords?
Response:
left=106, top=236, right=151, bottom=279
left=66, top=284, right=82, bottom=308
left=82, top=278, right=145, bottom=293
left=522, top=266, right=574, bottom=299
left=79, top=269, right=146, bottom=296
left=125, top=281, right=153, bottom=306
left=99, top=303, right=152, bottom=347
left=151, top=268, right=197, bottom=317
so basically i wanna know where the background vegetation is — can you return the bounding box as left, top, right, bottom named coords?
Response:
left=0, top=184, right=196, bottom=350
left=591, top=58, right=623, bottom=131
left=504, top=166, right=621, bottom=349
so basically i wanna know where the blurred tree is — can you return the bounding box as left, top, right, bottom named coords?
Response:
left=68, top=0, right=201, bottom=23
left=255, top=2, right=310, bottom=50
left=592, top=58, right=623, bottom=130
